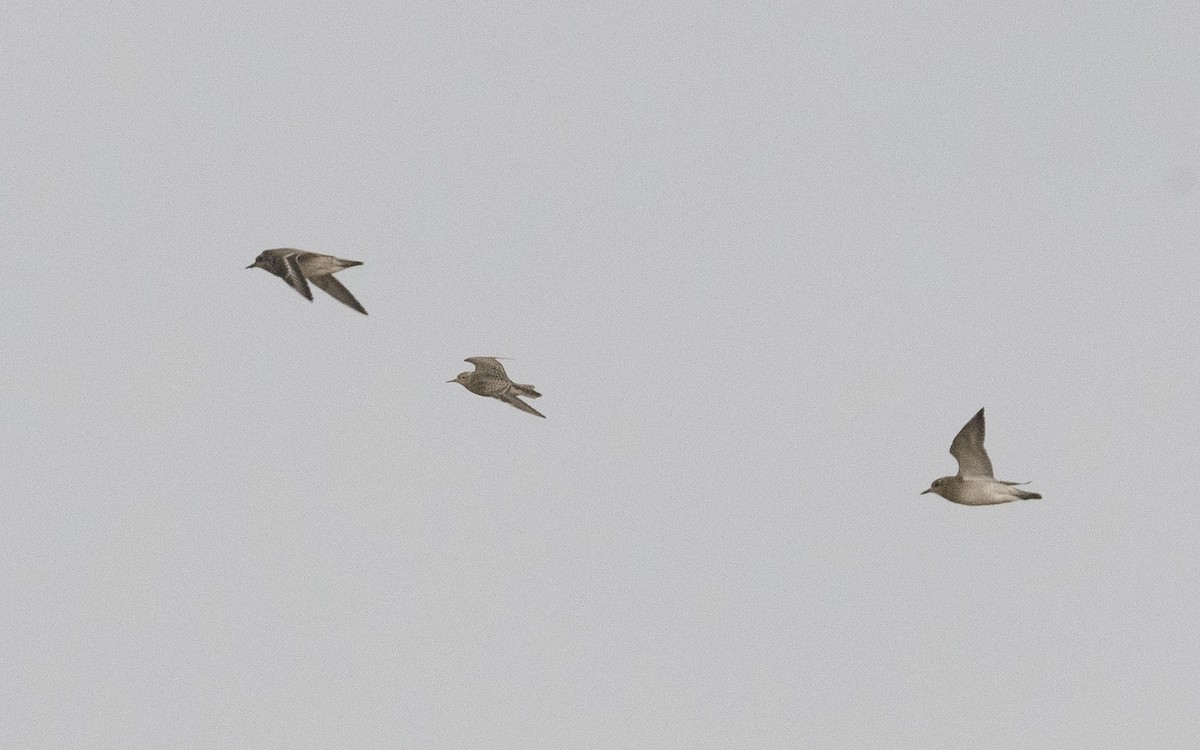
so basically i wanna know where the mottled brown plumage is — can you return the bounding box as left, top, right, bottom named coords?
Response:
left=449, top=357, right=545, bottom=418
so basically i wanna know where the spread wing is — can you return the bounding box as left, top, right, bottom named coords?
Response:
left=949, top=408, right=993, bottom=478
left=497, top=390, right=546, bottom=418
left=271, top=250, right=313, bottom=301
left=466, top=357, right=509, bottom=379
left=309, top=274, right=367, bottom=315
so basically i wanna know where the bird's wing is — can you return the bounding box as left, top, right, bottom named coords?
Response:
left=466, top=357, right=509, bottom=379
left=276, top=251, right=313, bottom=300
left=309, top=273, right=367, bottom=315
left=950, top=408, right=993, bottom=478
left=497, top=391, right=546, bottom=418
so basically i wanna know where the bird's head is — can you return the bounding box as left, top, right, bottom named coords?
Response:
left=246, top=251, right=268, bottom=270
left=448, top=372, right=471, bottom=386
left=921, top=476, right=952, bottom=498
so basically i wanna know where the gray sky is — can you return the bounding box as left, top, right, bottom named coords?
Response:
left=3, top=1, right=1198, bottom=747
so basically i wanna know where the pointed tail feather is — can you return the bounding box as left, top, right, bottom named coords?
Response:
left=513, top=383, right=541, bottom=398
left=1015, top=490, right=1042, bottom=500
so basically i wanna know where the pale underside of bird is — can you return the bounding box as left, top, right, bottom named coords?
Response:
left=922, top=408, right=1041, bottom=506
left=247, top=248, right=367, bottom=315
left=449, top=357, right=545, bottom=418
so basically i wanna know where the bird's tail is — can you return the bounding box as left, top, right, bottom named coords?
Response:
left=514, top=383, right=541, bottom=399
left=1015, top=490, right=1042, bottom=500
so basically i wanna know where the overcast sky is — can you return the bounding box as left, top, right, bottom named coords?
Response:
left=3, top=1, right=1198, bottom=747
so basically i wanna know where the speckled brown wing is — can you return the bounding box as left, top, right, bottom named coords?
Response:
left=465, top=357, right=510, bottom=380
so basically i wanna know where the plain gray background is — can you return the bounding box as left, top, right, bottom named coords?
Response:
left=3, top=1, right=1198, bottom=747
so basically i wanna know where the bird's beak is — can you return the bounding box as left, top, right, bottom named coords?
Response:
left=246, top=263, right=257, bottom=269
left=920, top=488, right=932, bottom=495
left=446, top=379, right=456, bottom=383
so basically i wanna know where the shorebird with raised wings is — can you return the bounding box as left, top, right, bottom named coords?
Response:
left=921, top=408, right=1041, bottom=505
left=449, top=357, right=545, bottom=418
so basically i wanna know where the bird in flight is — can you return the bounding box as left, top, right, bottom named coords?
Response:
left=247, top=248, right=368, bottom=315
left=449, top=357, right=545, bottom=418
left=921, top=408, right=1041, bottom=505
